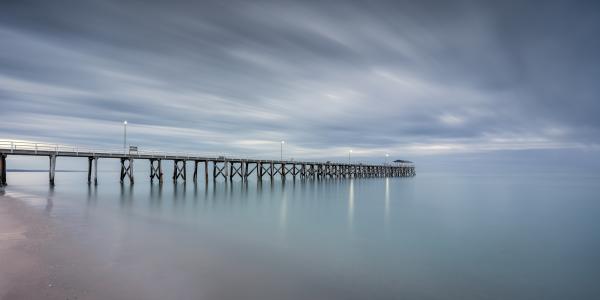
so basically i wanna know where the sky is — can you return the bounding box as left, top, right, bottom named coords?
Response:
left=1, top=0, right=599, bottom=173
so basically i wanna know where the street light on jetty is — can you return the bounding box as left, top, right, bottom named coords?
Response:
left=123, top=120, right=128, bottom=154
left=349, top=149, right=352, bottom=163
left=281, top=140, right=285, bottom=161
left=385, top=153, right=389, bottom=165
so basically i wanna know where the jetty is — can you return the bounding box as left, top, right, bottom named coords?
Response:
left=0, top=140, right=415, bottom=186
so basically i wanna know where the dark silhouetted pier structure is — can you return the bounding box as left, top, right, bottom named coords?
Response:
left=0, top=141, right=415, bottom=186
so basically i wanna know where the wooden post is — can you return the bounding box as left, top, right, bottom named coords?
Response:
left=89, top=157, right=99, bottom=185
left=120, top=158, right=125, bottom=183
left=193, top=161, right=198, bottom=182
left=159, top=159, right=163, bottom=183
left=87, top=157, right=93, bottom=184
left=204, top=160, right=208, bottom=182
left=213, top=161, right=217, bottom=180
left=172, top=160, right=177, bottom=181
left=49, top=155, right=56, bottom=186
left=0, top=154, right=6, bottom=186
left=94, top=157, right=98, bottom=185
left=130, top=159, right=134, bottom=184
left=150, top=159, right=162, bottom=183
left=257, top=162, right=263, bottom=181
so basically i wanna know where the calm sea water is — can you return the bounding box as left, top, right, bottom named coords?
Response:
left=2, top=171, right=600, bottom=299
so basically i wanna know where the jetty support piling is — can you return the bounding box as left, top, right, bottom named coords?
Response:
left=273, top=163, right=283, bottom=180
left=291, top=164, right=299, bottom=179
left=49, top=155, right=56, bottom=186
left=173, top=160, right=186, bottom=182
left=280, top=163, right=289, bottom=181
left=87, top=157, right=92, bottom=183
left=212, top=161, right=217, bottom=180
left=245, top=162, right=257, bottom=181
left=213, top=160, right=227, bottom=180
left=93, top=157, right=98, bottom=185
left=150, top=159, right=163, bottom=183
left=229, top=161, right=243, bottom=181
left=0, top=153, right=6, bottom=186
left=120, top=158, right=134, bottom=184
left=204, top=161, right=209, bottom=182
left=257, top=162, right=263, bottom=181
left=87, top=157, right=99, bottom=185
left=192, top=160, right=198, bottom=182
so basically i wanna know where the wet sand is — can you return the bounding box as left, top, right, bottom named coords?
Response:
left=0, top=193, right=59, bottom=299
left=0, top=193, right=156, bottom=300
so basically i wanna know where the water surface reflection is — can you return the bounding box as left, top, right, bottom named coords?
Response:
left=3, top=172, right=600, bottom=299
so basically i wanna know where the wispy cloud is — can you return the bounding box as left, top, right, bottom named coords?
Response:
left=1, top=0, right=599, bottom=162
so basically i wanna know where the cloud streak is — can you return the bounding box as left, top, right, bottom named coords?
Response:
left=1, top=0, right=599, bottom=163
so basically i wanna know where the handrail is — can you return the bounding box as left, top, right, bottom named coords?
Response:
left=0, top=140, right=414, bottom=167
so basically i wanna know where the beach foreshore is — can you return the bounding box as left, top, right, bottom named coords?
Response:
left=0, top=192, right=72, bottom=300
left=0, top=190, right=166, bottom=300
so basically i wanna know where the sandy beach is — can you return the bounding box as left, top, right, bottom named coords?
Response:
left=0, top=192, right=59, bottom=299
left=0, top=192, right=155, bottom=300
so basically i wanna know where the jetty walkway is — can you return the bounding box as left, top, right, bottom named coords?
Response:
left=0, top=140, right=415, bottom=186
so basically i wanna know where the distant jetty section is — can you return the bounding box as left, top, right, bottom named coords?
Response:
left=0, top=140, right=415, bottom=186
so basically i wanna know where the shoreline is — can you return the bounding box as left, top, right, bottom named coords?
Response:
left=0, top=191, right=63, bottom=299
left=0, top=189, right=209, bottom=300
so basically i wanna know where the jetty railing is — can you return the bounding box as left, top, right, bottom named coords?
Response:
left=0, top=139, right=415, bottom=186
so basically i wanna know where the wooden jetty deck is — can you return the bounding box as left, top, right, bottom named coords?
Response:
left=0, top=140, right=415, bottom=186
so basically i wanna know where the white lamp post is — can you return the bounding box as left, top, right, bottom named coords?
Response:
left=123, top=120, right=128, bottom=154
left=349, top=149, right=352, bottom=163
left=385, top=153, right=389, bottom=165
left=280, top=140, right=285, bottom=161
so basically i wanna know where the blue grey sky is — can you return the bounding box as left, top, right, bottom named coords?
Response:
left=1, top=0, right=599, bottom=172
